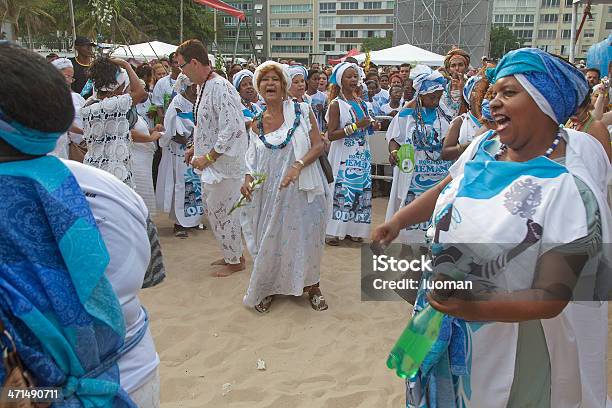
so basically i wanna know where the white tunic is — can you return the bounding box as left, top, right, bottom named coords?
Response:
left=63, top=160, right=159, bottom=394
left=81, top=94, right=134, bottom=186
left=193, top=76, right=247, bottom=183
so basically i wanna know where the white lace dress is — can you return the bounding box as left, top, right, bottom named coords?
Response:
left=241, top=118, right=330, bottom=307
left=81, top=94, right=134, bottom=187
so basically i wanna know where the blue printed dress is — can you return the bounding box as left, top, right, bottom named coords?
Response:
left=385, top=106, right=452, bottom=243
left=325, top=97, right=373, bottom=239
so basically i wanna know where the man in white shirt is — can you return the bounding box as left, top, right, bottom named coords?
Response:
left=151, top=52, right=181, bottom=123
left=176, top=39, right=247, bottom=276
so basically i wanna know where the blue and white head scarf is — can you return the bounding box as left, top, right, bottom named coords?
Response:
left=481, top=98, right=493, bottom=122
left=286, top=65, right=308, bottom=82
left=412, top=70, right=447, bottom=96
left=329, top=62, right=363, bottom=87
left=487, top=47, right=589, bottom=124
left=232, top=69, right=254, bottom=91
left=462, top=75, right=482, bottom=106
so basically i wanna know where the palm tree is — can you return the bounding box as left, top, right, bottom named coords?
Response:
left=77, top=0, right=146, bottom=45
left=0, top=0, right=55, bottom=48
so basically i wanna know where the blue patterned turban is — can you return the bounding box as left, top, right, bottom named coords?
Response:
left=412, top=70, right=447, bottom=96
left=487, top=47, right=589, bottom=124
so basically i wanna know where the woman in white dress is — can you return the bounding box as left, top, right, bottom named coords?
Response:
left=287, top=65, right=312, bottom=105
left=240, top=61, right=330, bottom=314
left=49, top=58, right=86, bottom=159
left=373, top=47, right=611, bottom=408
left=384, top=69, right=453, bottom=244
left=156, top=74, right=204, bottom=237
left=232, top=69, right=263, bottom=127
left=324, top=62, right=375, bottom=245
left=441, top=73, right=490, bottom=161
left=80, top=58, right=158, bottom=186
left=131, top=114, right=160, bottom=216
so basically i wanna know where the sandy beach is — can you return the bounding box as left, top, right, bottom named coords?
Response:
left=142, top=197, right=612, bottom=407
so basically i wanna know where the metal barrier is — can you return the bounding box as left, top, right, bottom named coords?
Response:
left=370, top=131, right=393, bottom=181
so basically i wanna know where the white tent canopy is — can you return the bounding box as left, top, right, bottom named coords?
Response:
left=111, top=40, right=215, bottom=65
left=354, top=43, right=445, bottom=67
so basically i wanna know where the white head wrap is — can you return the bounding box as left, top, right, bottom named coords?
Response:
left=253, top=61, right=291, bottom=97
left=287, top=65, right=308, bottom=82
left=409, top=64, right=432, bottom=80
left=51, top=58, right=73, bottom=71
left=232, top=69, right=254, bottom=90
left=329, top=62, right=364, bottom=88
left=173, top=73, right=193, bottom=93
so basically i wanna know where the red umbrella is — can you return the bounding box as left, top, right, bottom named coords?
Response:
left=192, top=0, right=246, bottom=20
left=328, top=48, right=361, bottom=65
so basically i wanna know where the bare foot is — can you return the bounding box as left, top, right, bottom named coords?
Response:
left=212, top=261, right=246, bottom=277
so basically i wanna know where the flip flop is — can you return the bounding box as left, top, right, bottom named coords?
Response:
left=255, top=296, right=273, bottom=314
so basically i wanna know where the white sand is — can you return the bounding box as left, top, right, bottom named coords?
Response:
left=142, top=197, right=611, bottom=406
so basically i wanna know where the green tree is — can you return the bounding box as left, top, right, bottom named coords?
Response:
left=361, top=35, right=392, bottom=52
left=24, top=0, right=217, bottom=47
left=489, top=26, right=523, bottom=59
left=1, top=0, right=55, bottom=48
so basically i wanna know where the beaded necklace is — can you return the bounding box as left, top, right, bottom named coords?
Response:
left=255, top=100, right=302, bottom=150
left=192, top=70, right=214, bottom=127
left=413, top=99, right=444, bottom=160
left=494, top=131, right=562, bottom=160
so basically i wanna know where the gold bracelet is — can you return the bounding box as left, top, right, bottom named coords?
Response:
left=206, top=153, right=215, bottom=163
left=390, top=149, right=399, bottom=155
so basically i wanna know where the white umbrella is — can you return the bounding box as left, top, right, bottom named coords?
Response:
left=355, top=43, right=445, bottom=67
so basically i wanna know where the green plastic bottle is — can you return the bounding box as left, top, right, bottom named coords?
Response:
left=386, top=304, right=445, bottom=379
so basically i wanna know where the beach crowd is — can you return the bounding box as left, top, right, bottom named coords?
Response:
left=0, top=34, right=611, bottom=407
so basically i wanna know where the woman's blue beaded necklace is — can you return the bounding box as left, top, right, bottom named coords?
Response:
left=255, top=100, right=302, bottom=150
left=495, top=131, right=562, bottom=160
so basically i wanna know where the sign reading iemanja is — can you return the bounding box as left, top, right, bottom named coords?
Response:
left=361, top=242, right=612, bottom=304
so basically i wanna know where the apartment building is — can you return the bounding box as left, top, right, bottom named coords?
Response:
left=267, top=0, right=316, bottom=63
left=492, top=0, right=612, bottom=59
left=217, top=0, right=268, bottom=61
left=265, top=0, right=395, bottom=63
left=319, top=0, right=395, bottom=58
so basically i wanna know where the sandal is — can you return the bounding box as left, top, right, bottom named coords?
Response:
left=173, top=224, right=188, bottom=238
left=325, top=237, right=340, bottom=246
left=347, top=235, right=363, bottom=243
left=255, top=296, right=273, bottom=314
left=307, top=287, right=328, bottom=311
